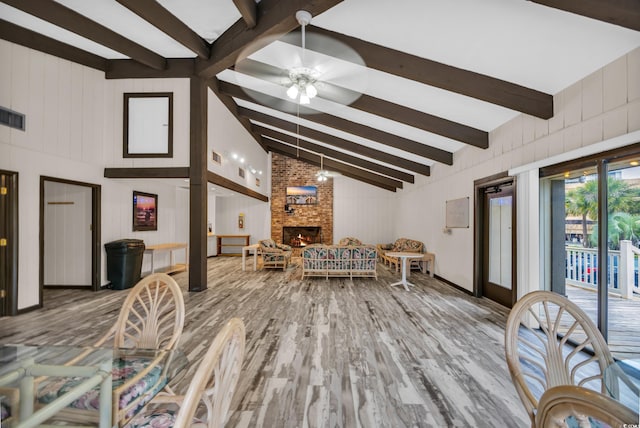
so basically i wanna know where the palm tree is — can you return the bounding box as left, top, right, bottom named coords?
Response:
left=566, top=177, right=639, bottom=248
left=566, top=179, right=598, bottom=247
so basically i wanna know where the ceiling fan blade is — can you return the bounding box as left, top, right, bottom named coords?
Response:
left=235, top=59, right=289, bottom=86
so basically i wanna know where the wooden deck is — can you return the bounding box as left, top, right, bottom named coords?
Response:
left=565, top=284, right=640, bottom=359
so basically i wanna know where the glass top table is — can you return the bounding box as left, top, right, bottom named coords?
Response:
left=603, top=358, right=640, bottom=414
left=0, top=344, right=187, bottom=428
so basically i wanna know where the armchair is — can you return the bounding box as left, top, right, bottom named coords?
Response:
left=259, top=239, right=292, bottom=271
left=376, top=238, right=424, bottom=272
left=38, top=273, right=185, bottom=427
left=504, top=290, right=627, bottom=427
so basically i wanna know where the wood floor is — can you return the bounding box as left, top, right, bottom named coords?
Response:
left=0, top=258, right=529, bottom=427
left=565, top=285, right=640, bottom=359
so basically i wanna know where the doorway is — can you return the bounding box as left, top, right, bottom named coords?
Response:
left=475, top=174, right=517, bottom=307
left=40, top=177, right=101, bottom=292
left=0, top=170, right=18, bottom=316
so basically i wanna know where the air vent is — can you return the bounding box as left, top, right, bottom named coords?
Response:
left=0, top=107, right=26, bottom=131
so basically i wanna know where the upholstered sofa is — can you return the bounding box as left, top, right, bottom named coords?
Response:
left=377, top=238, right=425, bottom=272
left=302, top=243, right=377, bottom=279
left=259, top=239, right=292, bottom=270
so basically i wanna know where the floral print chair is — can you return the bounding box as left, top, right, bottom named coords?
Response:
left=259, top=239, right=292, bottom=270
left=125, top=318, right=246, bottom=428
left=376, top=238, right=424, bottom=272
left=37, top=273, right=185, bottom=427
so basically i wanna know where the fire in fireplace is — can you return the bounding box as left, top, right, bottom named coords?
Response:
left=283, top=227, right=321, bottom=248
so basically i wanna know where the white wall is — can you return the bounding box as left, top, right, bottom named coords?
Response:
left=214, top=194, right=270, bottom=247
left=394, top=47, right=640, bottom=292
left=333, top=176, right=397, bottom=246
left=0, top=40, right=275, bottom=309
left=207, top=91, right=269, bottom=196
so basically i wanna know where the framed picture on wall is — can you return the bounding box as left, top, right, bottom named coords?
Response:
left=133, top=191, right=158, bottom=231
left=286, top=185, right=317, bottom=205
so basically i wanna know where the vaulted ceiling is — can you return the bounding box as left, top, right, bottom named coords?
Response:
left=2, top=0, right=639, bottom=191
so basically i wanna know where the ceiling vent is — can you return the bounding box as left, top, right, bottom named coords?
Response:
left=0, top=107, right=25, bottom=131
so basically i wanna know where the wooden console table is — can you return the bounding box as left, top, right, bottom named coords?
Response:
left=216, top=235, right=250, bottom=256
left=144, top=243, right=188, bottom=275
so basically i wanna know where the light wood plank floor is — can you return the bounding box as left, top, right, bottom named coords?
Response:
left=0, top=258, right=529, bottom=427
left=565, top=285, right=640, bottom=359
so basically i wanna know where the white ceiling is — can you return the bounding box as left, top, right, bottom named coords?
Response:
left=1, top=0, right=639, bottom=189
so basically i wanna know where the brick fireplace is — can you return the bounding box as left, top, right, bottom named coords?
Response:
left=271, top=154, right=333, bottom=248
left=283, top=226, right=322, bottom=248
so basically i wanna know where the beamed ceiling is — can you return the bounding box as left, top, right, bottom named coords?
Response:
left=2, top=0, right=640, bottom=192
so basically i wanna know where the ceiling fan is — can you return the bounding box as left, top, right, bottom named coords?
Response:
left=233, top=10, right=367, bottom=114
left=315, top=153, right=340, bottom=182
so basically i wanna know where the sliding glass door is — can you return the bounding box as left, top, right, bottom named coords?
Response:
left=541, top=146, right=640, bottom=359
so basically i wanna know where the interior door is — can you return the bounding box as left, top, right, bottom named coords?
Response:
left=43, top=180, right=92, bottom=287
left=482, top=184, right=516, bottom=307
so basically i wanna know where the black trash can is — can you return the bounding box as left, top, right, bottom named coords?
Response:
left=105, top=239, right=145, bottom=290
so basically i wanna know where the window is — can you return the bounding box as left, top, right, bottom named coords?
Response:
left=123, top=93, right=173, bottom=158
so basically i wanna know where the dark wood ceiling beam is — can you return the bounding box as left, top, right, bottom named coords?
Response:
left=104, top=167, right=189, bottom=178
left=254, top=124, right=414, bottom=183
left=0, top=0, right=167, bottom=70
left=115, top=0, right=210, bottom=59
left=220, top=81, right=453, bottom=165
left=264, top=139, right=397, bottom=192
left=206, top=78, right=267, bottom=151
left=106, top=58, right=194, bottom=79
left=0, top=20, right=108, bottom=71
left=195, top=0, right=343, bottom=78
left=236, top=58, right=488, bottom=148
left=239, top=106, right=431, bottom=176
left=207, top=171, right=269, bottom=202
left=351, top=93, right=488, bottom=149
left=283, top=26, right=553, bottom=119
left=531, top=0, right=640, bottom=32
left=233, top=0, right=258, bottom=28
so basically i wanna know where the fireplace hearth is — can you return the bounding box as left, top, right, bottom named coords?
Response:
left=283, top=227, right=321, bottom=248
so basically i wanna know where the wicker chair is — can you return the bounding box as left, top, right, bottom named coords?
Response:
left=504, top=290, right=623, bottom=427
left=535, top=385, right=638, bottom=427
left=39, top=273, right=185, bottom=427
left=259, top=239, right=292, bottom=270
left=125, top=318, right=246, bottom=428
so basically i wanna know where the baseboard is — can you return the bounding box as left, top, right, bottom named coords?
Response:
left=44, top=285, right=92, bottom=289
left=434, top=274, right=473, bottom=295
left=17, top=303, right=42, bottom=315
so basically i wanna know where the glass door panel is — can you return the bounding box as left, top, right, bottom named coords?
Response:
left=488, top=195, right=512, bottom=289
left=605, top=160, right=640, bottom=359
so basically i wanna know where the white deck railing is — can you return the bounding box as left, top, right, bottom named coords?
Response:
left=565, top=240, right=640, bottom=299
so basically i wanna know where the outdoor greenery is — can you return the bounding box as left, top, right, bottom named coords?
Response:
left=566, top=177, right=640, bottom=249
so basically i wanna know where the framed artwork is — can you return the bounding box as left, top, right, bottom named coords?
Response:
left=123, top=93, right=173, bottom=158
left=286, top=185, right=317, bottom=205
left=133, top=191, right=158, bottom=231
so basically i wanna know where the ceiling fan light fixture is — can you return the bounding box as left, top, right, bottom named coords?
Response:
left=305, top=84, right=317, bottom=98
left=286, top=85, right=299, bottom=99
left=287, top=67, right=319, bottom=104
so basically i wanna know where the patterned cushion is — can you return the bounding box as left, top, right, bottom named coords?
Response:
left=39, top=357, right=166, bottom=418
left=125, top=407, right=206, bottom=428
left=392, top=238, right=423, bottom=253
left=259, top=239, right=276, bottom=249
left=338, top=237, right=362, bottom=246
